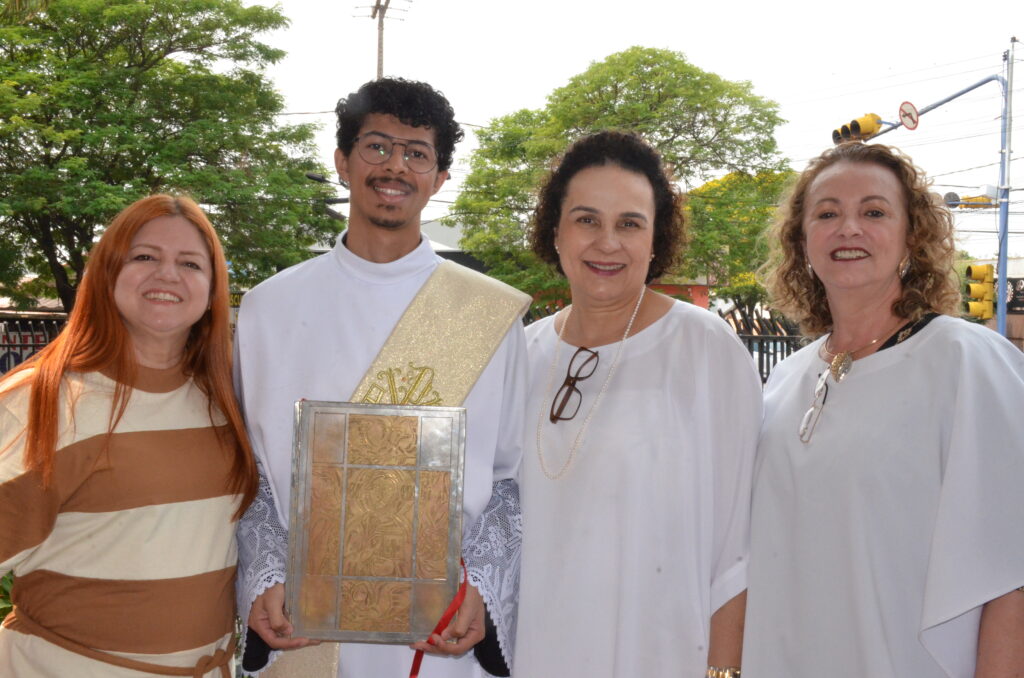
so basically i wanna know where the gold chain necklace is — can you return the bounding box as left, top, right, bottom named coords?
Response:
left=821, top=318, right=904, bottom=382
left=535, top=286, right=646, bottom=480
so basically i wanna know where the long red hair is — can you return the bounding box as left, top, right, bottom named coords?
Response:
left=1, top=195, right=257, bottom=516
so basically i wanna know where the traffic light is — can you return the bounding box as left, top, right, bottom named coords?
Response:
left=943, top=189, right=997, bottom=208
left=959, top=195, right=996, bottom=208
left=831, top=114, right=883, bottom=144
left=964, top=264, right=994, bottom=320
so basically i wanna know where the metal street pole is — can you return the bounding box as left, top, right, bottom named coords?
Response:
left=872, top=38, right=1016, bottom=335
left=996, top=38, right=1016, bottom=335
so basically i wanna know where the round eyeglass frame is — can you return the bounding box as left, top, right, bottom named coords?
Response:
left=352, top=132, right=439, bottom=174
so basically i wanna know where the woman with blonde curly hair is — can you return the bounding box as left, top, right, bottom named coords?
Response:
left=0, top=195, right=257, bottom=677
left=743, top=143, right=1024, bottom=678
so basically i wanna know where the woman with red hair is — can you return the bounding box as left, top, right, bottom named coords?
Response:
left=0, top=195, right=258, bottom=677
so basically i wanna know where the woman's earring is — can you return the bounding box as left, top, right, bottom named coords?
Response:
left=805, top=261, right=814, bottom=278
left=898, top=254, right=911, bottom=279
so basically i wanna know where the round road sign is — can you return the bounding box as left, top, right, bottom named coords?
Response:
left=899, top=101, right=919, bottom=130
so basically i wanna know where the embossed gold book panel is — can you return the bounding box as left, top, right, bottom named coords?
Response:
left=287, top=401, right=466, bottom=644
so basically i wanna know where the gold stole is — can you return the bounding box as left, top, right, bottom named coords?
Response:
left=350, top=260, right=531, bottom=406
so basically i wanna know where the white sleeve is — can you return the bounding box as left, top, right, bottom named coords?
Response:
left=462, top=320, right=528, bottom=667
left=232, top=301, right=288, bottom=623
left=233, top=305, right=288, bottom=675
left=491, top=321, right=529, bottom=481
left=920, top=328, right=1024, bottom=678
left=708, top=330, right=763, bottom=613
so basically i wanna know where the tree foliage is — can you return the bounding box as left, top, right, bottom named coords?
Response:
left=450, top=47, right=786, bottom=300
left=0, top=572, right=11, bottom=620
left=684, top=169, right=795, bottom=287
left=455, top=108, right=565, bottom=298
left=1, top=0, right=49, bottom=22
left=0, top=0, right=340, bottom=310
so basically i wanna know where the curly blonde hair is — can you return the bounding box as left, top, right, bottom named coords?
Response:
left=762, top=142, right=961, bottom=336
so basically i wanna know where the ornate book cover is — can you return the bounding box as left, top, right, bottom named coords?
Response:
left=286, top=400, right=466, bottom=643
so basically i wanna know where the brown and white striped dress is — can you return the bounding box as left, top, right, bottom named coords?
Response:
left=0, top=365, right=241, bottom=677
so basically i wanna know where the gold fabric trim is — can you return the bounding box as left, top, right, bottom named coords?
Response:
left=351, top=260, right=530, bottom=407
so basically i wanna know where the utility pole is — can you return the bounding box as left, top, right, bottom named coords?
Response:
left=371, top=0, right=391, bottom=79
left=998, top=37, right=1016, bottom=336
left=866, top=37, right=1016, bottom=335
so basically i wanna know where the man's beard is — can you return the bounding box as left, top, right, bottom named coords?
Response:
left=368, top=214, right=406, bottom=230
left=365, top=177, right=416, bottom=231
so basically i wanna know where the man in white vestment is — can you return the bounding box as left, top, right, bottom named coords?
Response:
left=233, top=77, right=527, bottom=678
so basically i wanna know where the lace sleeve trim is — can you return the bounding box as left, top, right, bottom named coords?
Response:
left=463, top=478, right=522, bottom=668
left=236, top=457, right=288, bottom=675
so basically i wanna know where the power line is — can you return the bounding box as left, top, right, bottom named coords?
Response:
left=787, top=52, right=1007, bottom=106
left=930, top=155, right=1022, bottom=178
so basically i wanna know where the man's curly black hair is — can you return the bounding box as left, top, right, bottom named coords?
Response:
left=335, top=78, right=464, bottom=172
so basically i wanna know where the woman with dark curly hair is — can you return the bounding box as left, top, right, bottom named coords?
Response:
left=744, top=142, right=1024, bottom=678
left=515, top=131, right=762, bottom=678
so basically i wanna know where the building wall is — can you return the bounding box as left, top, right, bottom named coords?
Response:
left=651, top=283, right=710, bottom=309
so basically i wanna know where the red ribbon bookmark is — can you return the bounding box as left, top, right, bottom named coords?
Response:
left=409, top=559, right=469, bottom=678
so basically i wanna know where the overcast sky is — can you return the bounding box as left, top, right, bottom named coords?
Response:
left=255, top=0, right=1023, bottom=258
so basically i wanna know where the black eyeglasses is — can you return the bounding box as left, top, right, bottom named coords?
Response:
left=353, top=132, right=439, bottom=173
left=550, top=347, right=599, bottom=423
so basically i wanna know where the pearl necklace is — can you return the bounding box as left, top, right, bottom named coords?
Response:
left=535, top=286, right=646, bottom=480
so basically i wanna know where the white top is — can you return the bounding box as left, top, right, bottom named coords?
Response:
left=514, top=300, right=763, bottom=678
left=743, top=315, right=1024, bottom=678
left=234, top=235, right=528, bottom=678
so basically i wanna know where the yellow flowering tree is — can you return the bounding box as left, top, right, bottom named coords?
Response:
left=684, top=170, right=795, bottom=313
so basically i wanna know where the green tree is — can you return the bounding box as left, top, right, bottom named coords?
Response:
left=455, top=108, right=566, bottom=301
left=450, top=47, right=785, bottom=303
left=0, top=572, right=11, bottom=620
left=685, top=170, right=794, bottom=298
left=0, top=0, right=340, bottom=311
left=713, top=271, right=768, bottom=326
left=1, top=0, right=48, bottom=22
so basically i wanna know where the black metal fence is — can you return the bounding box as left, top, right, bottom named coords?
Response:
left=737, top=334, right=805, bottom=384
left=526, top=305, right=803, bottom=384
left=0, top=318, right=66, bottom=374
left=0, top=316, right=805, bottom=384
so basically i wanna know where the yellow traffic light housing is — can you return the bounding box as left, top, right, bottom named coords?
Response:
left=964, top=264, right=995, bottom=320
left=966, top=264, right=994, bottom=283
left=831, top=113, right=883, bottom=144
left=958, top=195, right=996, bottom=208
left=846, top=114, right=882, bottom=139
